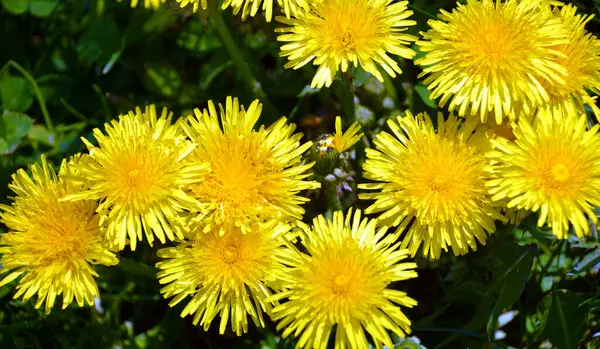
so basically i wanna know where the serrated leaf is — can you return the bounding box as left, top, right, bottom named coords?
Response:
left=0, top=75, right=34, bottom=112
left=542, top=291, right=588, bottom=349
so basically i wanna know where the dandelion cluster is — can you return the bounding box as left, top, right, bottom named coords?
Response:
left=3, top=0, right=600, bottom=347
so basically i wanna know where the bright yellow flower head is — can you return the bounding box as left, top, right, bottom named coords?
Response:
left=332, top=116, right=362, bottom=153
left=0, top=155, right=118, bottom=314
left=486, top=112, right=600, bottom=239
left=415, top=0, right=569, bottom=124
left=156, top=222, right=290, bottom=335
left=360, top=112, right=505, bottom=259
left=182, top=97, right=320, bottom=235
left=222, top=0, right=309, bottom=22
left=276, top=0, right=417, bottom=88
left=62, top=106, right=208, bottom=251
left=176, top=0, right=207, bottom=12
left=539, top=4, right=600, bottom=120
left=269, top=209, right=418, bottom=349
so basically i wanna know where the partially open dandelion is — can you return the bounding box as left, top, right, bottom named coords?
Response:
left=360, top=112, right=505, bottom=259
left=316, top=116, right=363, bottom=154
left=62, top=106, right=209, bottom=251
left=182, top=97, right=320, bottom=235
left=539, top=4, right=600, bottom=120
left=0, top=155, right=118, bottom=314
left=222, top=0, right=309, bottom=22
left=269, top=209, right=417, bottom=349
left=486, top=112, right=600, bottom=239
left=415, top=0, right=569, bottom=124
left=276, top=0, right=417, bottom=88
left=156, top=222, right=290, bottom=335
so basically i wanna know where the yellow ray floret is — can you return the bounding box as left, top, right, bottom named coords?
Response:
left=0, top=155, right=118, bottom=314
left=360, top=112, right=505, bottom=259
left=276, top=0, right=417, bottom=88
left=415, top=0, right=569, bottom=124
left=486, top=112, right=600, bottom=239
left=181, top=97, right=320, bottom=235
left=269, top=209, right=417, bottom=349
left=538, top=4, right=600, bottom=121
left=125, top=0, right=165, bottom=9
left=156, top=222, right=290, bottom=335
left=176, top=0, right=207, bottom=11
left=61, top=106, right=209, bottom=251
left=222, top=0, right=310, bottom=22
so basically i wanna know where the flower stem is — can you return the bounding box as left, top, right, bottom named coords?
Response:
left=334, top=73, right=355, bottom=122
left=208, top=9, right=279, bottom=119
left=7, top=60, right=54, bottom=133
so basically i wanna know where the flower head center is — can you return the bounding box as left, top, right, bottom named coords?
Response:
left=222, top=245, right=241, bottom=265
left=332, top=274, right=351, bottom=295
left=552, top=163, right=570, bottom=182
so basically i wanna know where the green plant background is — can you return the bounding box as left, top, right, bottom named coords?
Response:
left=0, top=0, right=599, bottom=348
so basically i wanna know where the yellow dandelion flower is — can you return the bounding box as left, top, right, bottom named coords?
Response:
left=222, top=0, right=309, bottom=22
left=359, top=112, right=505, bottom=259
left=156, top=222, right=290, bottom=335
left=176, top=0, right=207, bottom=11
left=0, top=155, right=118, bottom=314
left=276, top=0, right=417, bottom=88
left=61, top=106, right=209, bottom=251
left=415, top=0, right=570, bottom=124
left=539, top=4, right=600, bottom=120
left=269, top=209, right=417, bottom=349
left=486, top=112, right=600, bottom=239
left=182, top=97, right=320, bottom=234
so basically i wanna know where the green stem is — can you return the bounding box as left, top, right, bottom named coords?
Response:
left=408, top=4, right=437, bottom=19
left=208, top=9, right=279, bottom=119
left=117, top=258, right=158, bottom=279
left=92, top=84, right=112, bottom=122
left=333, top=74, right=355, bottom=121
left=8, top=61, right=54, bottom=133
left=60, top=98, right=87, bottom=122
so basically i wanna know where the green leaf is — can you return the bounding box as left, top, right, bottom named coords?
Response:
left=415, top=84, right=438, bottom=109
left=0, top=111, right=33, bottom=154
left=76, top=19, right=120, bottom=63
left=1, top=0, right=28, bottom=14
left=0, top=75, right=34, bottom=112
left=487, top=243, right=538, bottom=338
left=27, top=124, right=54, bottom=146
left=29, top=0, right=58, bottom=17
left=568, top=248, right=600, bottom=275
left=144, top=62, right=182, bottom=97
left=542, top=291, right=589, bottom=349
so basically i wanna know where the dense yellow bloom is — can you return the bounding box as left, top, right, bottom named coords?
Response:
left=182, top=97, right=319, bottom=235
left=360, top=112, right=504, bottom=259
left=176, top=0, right=207, bottom=11
left=62, top=106, right=208, bottom=251
left=269, top=209, right=417, bottom=349
left=156, top=222, right=290, bottom=335
left=0, top=155, right=118, bottom=313
left=276, top=0, right=417, bottom=88
left=223, top=0, right=309, bottom=22
left=486, top=112, right=600, bottom=239
left=415, top=0, right=569, bottom=124
left=539, top=4, right=600, bottom=120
